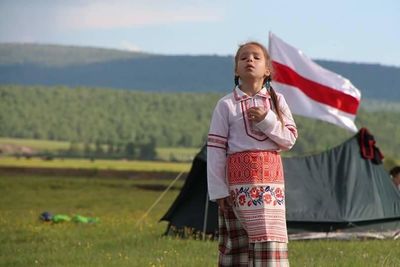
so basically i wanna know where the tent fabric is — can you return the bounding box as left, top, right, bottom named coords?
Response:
left=161, top=146, right=219, bottom=234
left=284, top=131, right=400, bottom=233
left=161, top=129, right=400, bottom=236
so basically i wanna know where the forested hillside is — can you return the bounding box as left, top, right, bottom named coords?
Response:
left=0, top=43, right=399, bottom=101
left=1, top=85, right=399, bottom=158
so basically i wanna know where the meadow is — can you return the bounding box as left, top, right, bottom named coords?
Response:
left=1, top=174, right=399, bottom=267
left=0, top=156, right=191, bottom=173
left=0, top=137, right=200, bottom=162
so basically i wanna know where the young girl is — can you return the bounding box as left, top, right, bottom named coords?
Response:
left=207, top=41, right=297, bottom=266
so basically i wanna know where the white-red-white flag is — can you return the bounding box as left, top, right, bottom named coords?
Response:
left=268, top=32, right=361, bottom=132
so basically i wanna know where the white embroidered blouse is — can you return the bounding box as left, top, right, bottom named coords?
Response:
left=207, top=86, right=298, bottom=201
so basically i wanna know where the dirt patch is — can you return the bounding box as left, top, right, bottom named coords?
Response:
left=0, top=144, right=36, bottom=155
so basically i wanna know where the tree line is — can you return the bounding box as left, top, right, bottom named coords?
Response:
left=0, top=85, right=399, bottom=159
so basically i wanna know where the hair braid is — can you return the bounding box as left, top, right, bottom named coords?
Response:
left=265, top=77, right=284, bottom=127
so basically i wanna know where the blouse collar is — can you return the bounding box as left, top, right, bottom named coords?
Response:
left=233, top=86, right=270, bottom=102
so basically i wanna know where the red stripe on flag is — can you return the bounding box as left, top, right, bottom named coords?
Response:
left=272, top=61, right=359, bottom=114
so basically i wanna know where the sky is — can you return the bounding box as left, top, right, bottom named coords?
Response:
left=0, top=0, right=399, bottom=66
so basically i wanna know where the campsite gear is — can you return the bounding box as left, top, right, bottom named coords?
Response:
left=39, top=211, right=53, bottom=222
left=218, top=208, right=289, bottom=266
left=227, top=150, right=287, bottom=243
left=39, top=212, right=99, bottom=224
left=71, top=215, right=99, bottom=224
left=161, top=129, right=400, bottom=239
left=51, top=214, right=71, bottom=223
left=359, top=127, right=384, bottom=164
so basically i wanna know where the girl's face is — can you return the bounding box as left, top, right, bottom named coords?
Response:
left=235, top=44, right=270, bottom=83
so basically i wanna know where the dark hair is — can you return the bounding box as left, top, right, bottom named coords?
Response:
left=234, top=42, right=284, bottom=126
left=390, top=166, right=400, bottom=177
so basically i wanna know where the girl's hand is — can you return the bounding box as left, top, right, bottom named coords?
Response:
left=216, top=196, right=232, bottom=213
left=247, top=107, right=268, bottom=123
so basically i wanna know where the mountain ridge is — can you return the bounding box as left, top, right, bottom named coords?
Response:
left=0, top=43, right=399, bottom=101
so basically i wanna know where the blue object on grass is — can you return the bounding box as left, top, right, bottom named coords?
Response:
left=39, top=211, right=53, bottom=222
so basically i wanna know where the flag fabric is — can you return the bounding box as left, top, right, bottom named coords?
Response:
left=268, top=32, right=361, bottom=132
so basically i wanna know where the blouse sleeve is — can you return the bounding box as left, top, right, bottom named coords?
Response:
left=255, top=94, right=298, bottom=150
left=207, top=100, right=230, bottom=201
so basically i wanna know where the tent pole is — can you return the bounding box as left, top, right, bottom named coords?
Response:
left=202, top=191, right=209, bottom=240
left=136, top=171, right=185, bottom=227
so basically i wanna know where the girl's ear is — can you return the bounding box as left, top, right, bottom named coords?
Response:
left=265, top=68, right=271, bottom=77
left=234, top=67, right=239, bottom=76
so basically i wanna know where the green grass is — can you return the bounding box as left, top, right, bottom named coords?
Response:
left=1, top=175, right=399, bottom=267
left=0, top=175, right=215, bottom=267
left=156, top=147, right=200, bottom=162
left=0, top=156, right=191, bottom=173
left=0, top=137, right=200, bottom=162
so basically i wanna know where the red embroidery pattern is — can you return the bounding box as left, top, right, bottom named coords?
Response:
left=233, top=87, right=269, bottom=101
left=207, top=137, right=227, bottom=146
left=227, top=150, right=287, bottom=243
left=285, top=124, right=298, bottom=138
left=230, top=185, right=285, bottom=207
left=227, top=151, right=283, bottom=184
left=207, top=134, right=228, bottom=150
left=233, top=88, right=250, bottom=101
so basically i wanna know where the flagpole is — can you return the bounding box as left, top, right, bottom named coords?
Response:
left=268, top=31, right=272, bottom=54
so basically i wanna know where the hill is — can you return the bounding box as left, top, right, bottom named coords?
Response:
left=0, top=43, right=151, bottom=66
left=0, top=43, right=399, bottom=101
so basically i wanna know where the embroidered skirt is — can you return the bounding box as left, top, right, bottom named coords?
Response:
left=227, top=150, right=288, bottom=243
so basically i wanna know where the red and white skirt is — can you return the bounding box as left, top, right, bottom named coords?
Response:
left=227, top=150, right=288, bottom=243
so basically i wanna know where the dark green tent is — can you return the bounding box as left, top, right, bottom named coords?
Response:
left=161, top=129, right=400, bottom=238
left=161, top=145, right=219, bottom=235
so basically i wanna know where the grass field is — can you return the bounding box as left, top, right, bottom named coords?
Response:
left=0, top=137, right=200, bottom=162
left=1, top=174, right=399, bottom=267
left=0, top=156, right=191, bottom=173
left=156, top=147, right=200, bottom=162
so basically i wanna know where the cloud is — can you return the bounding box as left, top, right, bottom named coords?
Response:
left=58, top=1, right=223, bottom=30
left=0, top=0, right=224, bottom=44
